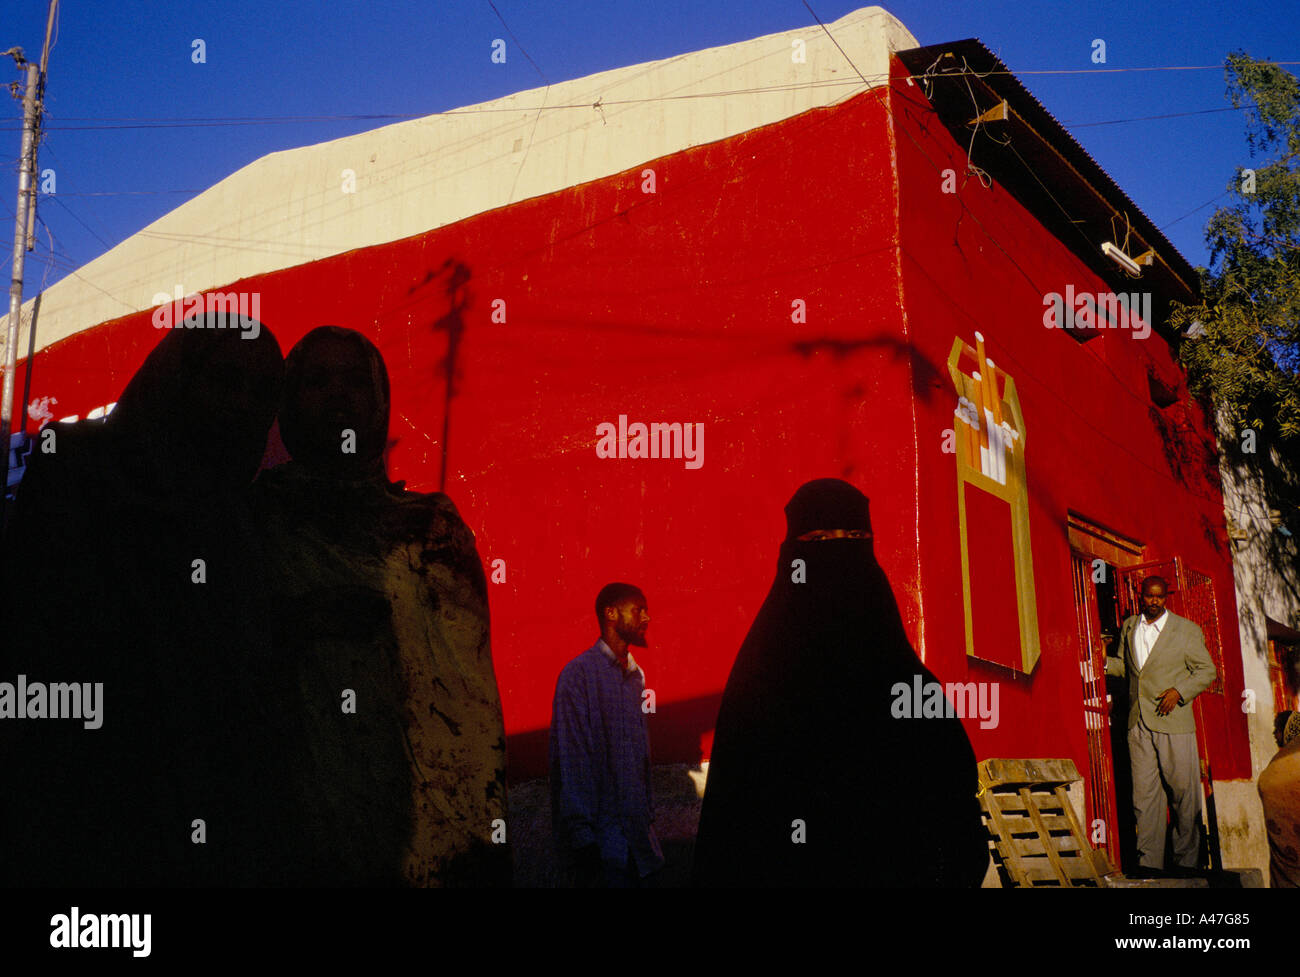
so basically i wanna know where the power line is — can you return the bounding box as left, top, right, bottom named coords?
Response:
left=21, top=72, right=875, bottom=336
left=1002, top=62, right=1300, bottom=75
left=1161, top=191, right=1234, bottom=231
left=46, top=192, right=113, bottom=250
left=20, top=112, right=434, bottom=131
left=130, top=73, right=865, bottom=267
left=33, top=214, right=135, bottom=312
left=32, top=67, right=1238, bottom=302
left=39, top=142, right=120, bottom=250
left=6, top=59, right=1288, bottom=133
left=81, top=53, right=737, bottom=260
left=12, top=72, right=1267, bottom=520
left=486, top=1, right=549, bottom=85
left=14, top=47, right=1274, bottom=333
left=3, top=77, right=881, bottom=132
left=34, top=188, right=205, bottom=197
left=16, top=42, right=889, bottom=254
left=485, top=0, right=552, bottom=206
left=34, top=100, right=554, bottom=253
left=802, top=0, right=870, bottom=86
left=7, top=57, right=1267, bottom=207
left=980, top=118, right=1117, bottom=261
left=1064, top=106, right=1245, bottom=129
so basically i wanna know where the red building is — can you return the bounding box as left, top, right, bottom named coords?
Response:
left=5, top=8, right=1253, bottom=874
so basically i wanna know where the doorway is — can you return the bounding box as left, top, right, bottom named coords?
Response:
left=1066, top=512, right=1146, bottom=872
left=1069, top=551, right=1129, bottom=870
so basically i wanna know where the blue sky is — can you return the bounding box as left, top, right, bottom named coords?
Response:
left=3, top=0, right=1297, bottom=292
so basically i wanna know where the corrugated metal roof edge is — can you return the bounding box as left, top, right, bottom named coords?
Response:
left=897, top=38, right=1202, bottom=302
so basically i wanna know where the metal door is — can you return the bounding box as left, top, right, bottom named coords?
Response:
left=1070, top=551, right=1120, bottom=868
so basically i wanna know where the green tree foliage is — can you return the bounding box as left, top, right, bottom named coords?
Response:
left=1169, top=53, right=1300, bottom=443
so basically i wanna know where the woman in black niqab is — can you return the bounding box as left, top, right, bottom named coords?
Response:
left=692, top=478, right=989, bottom=887
left=1, top=314, right=285, bottom=886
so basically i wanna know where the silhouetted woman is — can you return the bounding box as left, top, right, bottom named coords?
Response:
left=252, top=326, right=508, bottom=886
left=1, top=314, right=284, bottom=886
left=693, top=478, right=988, bottom=887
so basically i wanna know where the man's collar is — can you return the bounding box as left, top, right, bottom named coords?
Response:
left=1141, top=609, right=1169, bottom=629
left=595, top=638, right=638, bottom=673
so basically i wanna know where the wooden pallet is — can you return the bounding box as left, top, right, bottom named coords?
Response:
left=978, top=758, right=1208, bottom=888
left=979, top=758, right=1111, bottom=887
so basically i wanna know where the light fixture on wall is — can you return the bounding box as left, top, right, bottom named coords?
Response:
left=1102, top=241, right=1141, bottom=276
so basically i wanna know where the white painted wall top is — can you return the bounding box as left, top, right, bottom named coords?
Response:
left=6, top=6, right=917, bottom=354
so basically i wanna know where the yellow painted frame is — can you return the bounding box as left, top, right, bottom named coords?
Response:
left=947, top=335, right=1041, bottom=674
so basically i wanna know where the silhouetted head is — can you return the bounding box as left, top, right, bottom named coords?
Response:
left=279, top=326, right=390, bottom=477
left=109, top=312, right=283, bottom=493
left=773, top=478, right=914, bottom=664
left=1276, top=710, right=1300, bottom=749
left=596, top=582, right=649, bottom=655
left=1139, top=576, right=1168, bottom=622
left=784, top=477, right=873, bottom=547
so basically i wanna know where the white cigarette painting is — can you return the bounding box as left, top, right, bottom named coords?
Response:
left=952, top=334, right=1019, bottom=487
left=953, top=395, right=1019, bottom=484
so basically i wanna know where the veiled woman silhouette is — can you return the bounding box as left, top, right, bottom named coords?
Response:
left=2, top=314, right=285, bottom=886
left=693, top=478, right=989, bottom=887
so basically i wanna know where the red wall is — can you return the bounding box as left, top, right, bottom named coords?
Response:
left=14, top=61, right=1249, bottom=784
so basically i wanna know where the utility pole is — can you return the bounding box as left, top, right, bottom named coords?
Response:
left=26, top=0, right=59, bottom=251
left=2, top=0, right=57, bottom=518
left=2, top=59, right=41, bottom=509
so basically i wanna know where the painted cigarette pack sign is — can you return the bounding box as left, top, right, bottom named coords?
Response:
left=948, top=332, right=1041, bottom=674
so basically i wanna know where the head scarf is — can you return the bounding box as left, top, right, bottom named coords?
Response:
left=102, top=311, right=282, bottom=501
left=278, top=326, right=390, bottom=477
left=1285, top=711, right=1300, bottom=747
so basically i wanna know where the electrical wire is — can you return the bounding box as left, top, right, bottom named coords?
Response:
left=46, top=193, right=112, bottom=251
left=11, top=75, right=1278, bottom=529
left=486, top=0, right=552, bottom=205
left=32, top=188, right=206, bottom=197
left=9, top=22, right=1276, bottom=374
left=12, top=92, right=1257, bottom=274
left=7, top=43, right=880, bottom=354
left=28, top=60, right=1227, bottom=321
left=1065, top=106, right=1245, bottom=129
left=31, top=214, right=136, bottom=313
left=5, top=77, right=1273, bottom=134
left=486, top=0, right=549, bottom=86
left=801, top=0, right=870, bottom=86
left=4, top=76, right=883, bottom=132
left=78, top=39, right=850, bottom=266
left=1162, top=191, right=1235, bottom=230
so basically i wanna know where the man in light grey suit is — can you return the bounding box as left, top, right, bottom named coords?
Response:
left=1105, top=575, right=1218, bottom=871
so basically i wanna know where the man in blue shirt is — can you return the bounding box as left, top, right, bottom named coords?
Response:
left=550, top=582, right=665, bottom=887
